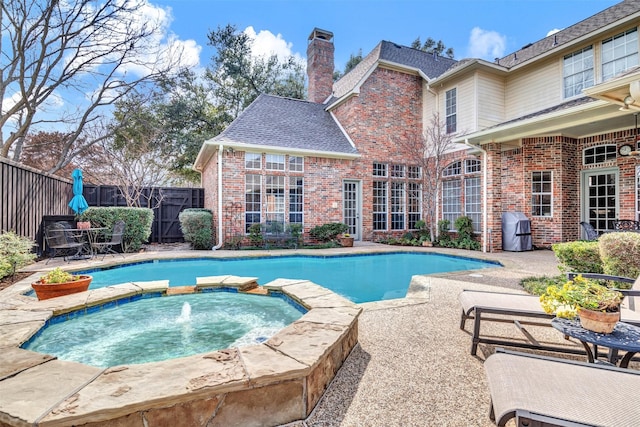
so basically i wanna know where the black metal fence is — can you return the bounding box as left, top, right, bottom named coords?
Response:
left=1, top=158, right=205, bottom=252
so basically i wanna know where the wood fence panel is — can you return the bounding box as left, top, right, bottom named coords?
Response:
left=1, top=160, right=204, bottom=250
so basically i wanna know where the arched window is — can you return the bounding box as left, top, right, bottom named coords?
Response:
left=443, top=161, right=462, bottom=177
left=583, top=144, right=617, bottom=165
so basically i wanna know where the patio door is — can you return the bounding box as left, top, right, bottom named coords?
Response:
left=343, top=180, right=361, bottom=240
left=582, top=169, right=618, bottom=234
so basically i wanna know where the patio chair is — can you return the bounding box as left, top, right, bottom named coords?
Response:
left=458, top=272, right=640, bottom=356
left=484, top=348, right=640, bottom=427
left=91, top=220, right=125, bottom=260
left=579, top=221, right=599, bottom=241
left=44, top=222, right=84, bottom=264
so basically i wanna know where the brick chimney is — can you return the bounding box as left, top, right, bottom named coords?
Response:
left=307, top=28, right=334, bottom=103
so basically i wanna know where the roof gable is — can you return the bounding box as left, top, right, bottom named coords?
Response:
left=208, top=94, right=358, bottom=156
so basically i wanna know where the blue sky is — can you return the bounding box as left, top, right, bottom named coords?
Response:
left=153, top=0, right=621, bottom=72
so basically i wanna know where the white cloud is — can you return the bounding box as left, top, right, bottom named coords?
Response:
left=243, top=26, right=305, bottom=66
left=467, top=27, right=507, bottom=61
left=547, top=29, right=562, bottom=37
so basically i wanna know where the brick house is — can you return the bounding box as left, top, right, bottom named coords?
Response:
left=195, top=0, right=640, bottom=251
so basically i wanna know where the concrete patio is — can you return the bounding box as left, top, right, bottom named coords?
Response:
left=2, top=243, right=635, bottom=426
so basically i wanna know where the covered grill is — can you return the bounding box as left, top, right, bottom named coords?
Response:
left=501, top=212, right=532, bottom=252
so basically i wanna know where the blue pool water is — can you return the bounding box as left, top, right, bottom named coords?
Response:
left=83, top=253, right=499, bottom=303
left=24, top=292, right=304, bottom=367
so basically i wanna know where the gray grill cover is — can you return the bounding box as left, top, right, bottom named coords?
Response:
left=502, top=212, right=532, bottom=252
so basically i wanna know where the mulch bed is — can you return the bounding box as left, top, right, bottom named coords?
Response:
left=0, top=271, right=33, bottom=291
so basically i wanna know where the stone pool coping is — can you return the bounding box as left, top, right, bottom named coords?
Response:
left=0, top=275, right=361, bottom=426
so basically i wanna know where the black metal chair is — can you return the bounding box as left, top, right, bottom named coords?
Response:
left=612, top=219, right=640, bottom=232
left=44, top=222, right=84, bottom=263
left=579, top=221, right=599, bottom=241
left=91, top=220, right=125, bottom=260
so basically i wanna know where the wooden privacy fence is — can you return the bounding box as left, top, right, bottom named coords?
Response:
left=1, top=157, right=73, bottom=245
left=1, top=158, right=205, bottom=252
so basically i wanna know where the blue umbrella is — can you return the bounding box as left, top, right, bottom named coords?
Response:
left=68, top=169, right=89, bottom=215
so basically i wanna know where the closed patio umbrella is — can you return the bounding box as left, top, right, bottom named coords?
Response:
left=68, top=169, right=89, bottom=215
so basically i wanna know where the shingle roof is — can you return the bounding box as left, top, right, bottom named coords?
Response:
left=497, top=0, right=640, bottom=68
left=331, top=41, right=457, bottom=101
left=210, top=94, right=358, bottom=155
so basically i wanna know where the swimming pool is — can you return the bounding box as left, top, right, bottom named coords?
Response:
left=82, top=252, right=500, bottom=303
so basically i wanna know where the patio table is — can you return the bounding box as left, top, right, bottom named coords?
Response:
left=67, top=227, right=107, bottom=259
left=551, top=317, right=640, bottom=368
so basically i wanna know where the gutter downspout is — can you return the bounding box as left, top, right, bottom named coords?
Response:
left=212, top=144, right=224, bottom=250
left=465, top=139, right=488, bottom=253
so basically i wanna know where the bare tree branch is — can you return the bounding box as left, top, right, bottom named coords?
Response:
left=1, top=0, right=186, bottom=172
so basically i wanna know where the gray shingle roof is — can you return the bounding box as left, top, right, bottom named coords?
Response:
left=210, top=94, right=358, bottom=155
left=497, top=0, right=640, bottom=68
left=331, top=41, right=457, bottom=101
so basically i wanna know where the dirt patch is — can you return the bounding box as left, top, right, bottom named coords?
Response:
left=0, top=271, right=33, bottom=291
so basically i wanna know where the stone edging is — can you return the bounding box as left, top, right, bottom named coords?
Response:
left=0, top=275, right=361, bottom=426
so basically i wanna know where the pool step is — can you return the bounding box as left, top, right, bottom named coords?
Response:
left=166, top=286, right=196, bottom=295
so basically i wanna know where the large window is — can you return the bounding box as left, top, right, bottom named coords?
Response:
left=373, top=181, right=388, bottom=231
left=602, top=28, right=638, bottom=81
left=390, top=182, right=405, bottom=230
left=407, top=182, right=421, bottom=229
left=245, top=153, right=261, bottom=170
left=465, top=177, right=482, bottom=232
left=445, top=88, right=457, bottom=133
left=289, top=177, right=303, bottom=224
left=442, top=180, right=461, bottom=226
left=245, top=175, right=261, bottom=232
left=563, top=46, right=594, bottom=98
left=442, top=159, right=482, bottom=231
left=265, top=176, right=285, bottom=223
left=372, top=162, right=421, bottom=231
left=531, top=171, right=553, bottom=217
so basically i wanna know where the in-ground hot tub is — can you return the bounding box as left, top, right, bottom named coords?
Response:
left=0, top=275, right=361, bottom=426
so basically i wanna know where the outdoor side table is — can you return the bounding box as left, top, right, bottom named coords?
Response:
left=551, top=317, right=640, bottom=368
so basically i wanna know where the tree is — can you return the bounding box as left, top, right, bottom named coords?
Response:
left=205, top=24, right=306, bottom=120
left=411, top=37, right=455, bottom=58
left=0, top=0, right=186, bottom=173
left=334, top=49, right=363, bottom=81
left=395, top=113, right=459, bottom=243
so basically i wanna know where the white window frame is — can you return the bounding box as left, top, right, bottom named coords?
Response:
left=445, top=88, right=457, bottom=134
left=602, top=28, right=639, bottom=82
left=442, top=180, right=461, bottom=229
left=373, top=181, right=387, bottom=231
left=245, top=174, right=261, bottom=232
left=289, top=156, right=304, bottom=172
left=289, top=176, right=304, bottom=224
left=407, top=182, right=421, bottom=230
left=245, top=153, right=261, bottom=170
left=264, top=175, right=285, bottom=223
left=373, top=162, right=387, bottom=177
left=563, top=46, right=594, bottom=98
left=464, top=176, right=482, bottom=232
left=265, top=154, right=285, bottom=171
left=390, top=182, right=405, bottom=230
left=531, top=171, right=553, bottom=217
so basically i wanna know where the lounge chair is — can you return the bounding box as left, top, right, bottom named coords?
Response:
left=459, top=273, right=640, bottom=356
left=484, top=348, right=640, bottom=427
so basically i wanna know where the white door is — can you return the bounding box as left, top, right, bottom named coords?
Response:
left=343, top=181, right=360, bottom=240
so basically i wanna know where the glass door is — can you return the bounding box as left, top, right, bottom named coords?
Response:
left=582, top=169, right=618, bottom=234
left=343, top=181, right=360, bottom=240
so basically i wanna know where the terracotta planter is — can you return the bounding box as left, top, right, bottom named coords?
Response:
left=338, top=236, right=354, bottom=247
left=578, top=307, right=620, bottom=334
left=32, top=275, right=92, bottom=300
left=76, top=221, right=91, bottom=230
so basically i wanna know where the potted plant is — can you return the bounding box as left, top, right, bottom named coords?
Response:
left=75, top=214, right=91, bottom=230
left=540, top=274, right=624, bottom=333
left=32, top=267, right=92, bottom=300
left=338, top=233, right=354, bottom=247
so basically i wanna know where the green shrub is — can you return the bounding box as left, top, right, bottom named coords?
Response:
left=248, top=224, right=263, bottom=247
left=437, top=220, right=451, bottom=244
left=179, top=209, right=213, bottom=250
left=309, top=223, right=349, bottom=242
left=454, top=216, right=474, bottom=241
left=81, top=207, right=153, bottom=252
left=598, top=232, right=640, bottom=279
left=0, top=231, right=37, bottom=280
left=551, top=240, right=602, bottom=274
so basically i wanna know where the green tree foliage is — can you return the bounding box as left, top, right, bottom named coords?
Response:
left=411, top=37, right=455, bottom=58
left=205, top=24, right=306, bottom=119
left=334, top=49, right=364, bottom=81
